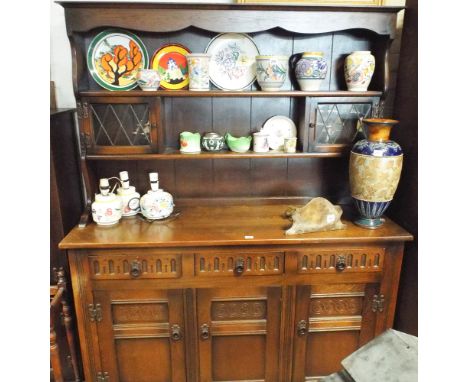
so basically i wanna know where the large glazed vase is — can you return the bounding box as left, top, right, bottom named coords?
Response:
left=344, top=51, right=375, bottom=91
left=294, top=52, right=328, bottom=91
left=349, top=118, right=403, bottom=229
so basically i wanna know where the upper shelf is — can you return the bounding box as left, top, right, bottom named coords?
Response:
left=60, top=2, right=403, bottom=37
left=79, top=90, right=383, bottom=98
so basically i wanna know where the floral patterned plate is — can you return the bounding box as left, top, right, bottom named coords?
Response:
left=151, top=44, right=191, bottom=90
left=87, top=29, right=148, bottom=91
left=205, top=33, right=259, bottom=91
left=261, top=115, right=297, bottom=151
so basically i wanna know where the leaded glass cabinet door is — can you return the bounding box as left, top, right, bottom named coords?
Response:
left=308, top=97, right=379, bottom=153
left=80, top=96, right=159, bottom=154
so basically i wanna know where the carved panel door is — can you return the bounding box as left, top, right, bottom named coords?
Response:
left=91, top=288, right=186, bottom=382
left=291, top=283, right=379, bottom=382
left=197, top=287, right=282, bottom=382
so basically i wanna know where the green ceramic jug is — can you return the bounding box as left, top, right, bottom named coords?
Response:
left=180, top=131, right=201, bottom=154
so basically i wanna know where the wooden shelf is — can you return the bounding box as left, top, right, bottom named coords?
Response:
left=59, top=203, right=413, bottom=250
left=86, top=148, right=346, bottom=160
left=79, top=90, right=383, bottom=98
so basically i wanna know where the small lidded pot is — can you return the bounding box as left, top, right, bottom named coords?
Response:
left=92, top=178, right=123, bottom=226
left=136, top=69, right=161, bottom=91
left=116, top=171, right=140, bottom=217
left=140, top=173, right=174, bottom=220
left=202, top=132, right=225, bottom=151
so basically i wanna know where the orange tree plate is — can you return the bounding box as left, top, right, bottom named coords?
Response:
left=151, top=44, right=191, bottom=90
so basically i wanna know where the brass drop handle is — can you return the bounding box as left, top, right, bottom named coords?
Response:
left=234, top=258, right=245, bottom=275
left=335, top=256, right=346, bottom=272
left=171, top=324, right=182, bottom=341
left=200, top=324, right=210, bottom=340
left=297, top=320, right=308, bottom=336
left=130, top=260, right=142, bottom=278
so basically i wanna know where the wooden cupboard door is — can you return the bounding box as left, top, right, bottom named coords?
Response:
left=197, top=287, right=281, bottom=382
left=292, top=283, right=379, bottom=382
left=92, top=289, right=186, bottom=382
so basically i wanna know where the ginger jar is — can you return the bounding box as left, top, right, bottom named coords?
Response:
left=349, top=118, right=403, bottom=229
left=294, top=52, right=328, bottom=91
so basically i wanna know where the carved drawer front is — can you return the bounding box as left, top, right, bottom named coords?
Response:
left=195, top=252, right=284, bottom=277
left=88, top=254, right=182, bottom=280
left=297, top=248, right=384, bottom=274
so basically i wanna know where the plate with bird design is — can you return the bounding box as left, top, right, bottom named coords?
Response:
left=87, top=29, right=149, bottom=91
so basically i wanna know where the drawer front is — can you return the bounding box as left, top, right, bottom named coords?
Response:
left=88, top=254, right=182, bottom=280
left=195, top=252, right=284, bottom=277
left=296, top=247, right=384, bottom=274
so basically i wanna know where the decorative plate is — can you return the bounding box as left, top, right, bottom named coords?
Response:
left=151, top=44, right=191, bottom=90
left=261, top=116, right=297, bottom=150
left=87, top=29, right=148, bottom=91
left=205, top=33, right=259, bottom=91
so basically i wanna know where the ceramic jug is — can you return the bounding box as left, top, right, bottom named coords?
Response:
left=91, top=178, right=123, bottom=226
left=140, top=172, right=175, bottom=220
left=116, top=171, right=140, bottom=217
left=180, top=131, right=201, bottom=154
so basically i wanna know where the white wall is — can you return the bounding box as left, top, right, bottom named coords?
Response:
left=50, top=0, right=235, bottom=108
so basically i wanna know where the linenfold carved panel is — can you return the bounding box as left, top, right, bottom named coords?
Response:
left=297, top=248, right=384, bottom=274
left=88, top=254, right=181, bottom=279
left=195, top=252, right=284, bottom=276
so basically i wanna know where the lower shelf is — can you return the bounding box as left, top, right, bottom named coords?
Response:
left=86, top=148, right=345, bottom=160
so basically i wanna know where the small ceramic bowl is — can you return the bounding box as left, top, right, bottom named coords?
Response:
left=255, top=55, right=289, bottom=91
left=225, top=133, right=252, bottom=153
left=136, top=69, right=161, bottom=91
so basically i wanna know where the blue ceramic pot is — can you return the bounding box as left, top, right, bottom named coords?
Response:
left=349, top=119, right=403, bottom=229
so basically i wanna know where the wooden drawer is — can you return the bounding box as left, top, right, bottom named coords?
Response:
left=195, top=252, right=284, bottom=277
left=88, top=253, right=182, bottom=280
left=296, top=247, right=384, bottom=274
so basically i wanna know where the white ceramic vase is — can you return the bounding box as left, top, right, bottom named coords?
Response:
left=140, top=173, right=174, bottom=220
left=187, top=53, right=211, bottom=91
left=344, top=51, right=375, bottom=91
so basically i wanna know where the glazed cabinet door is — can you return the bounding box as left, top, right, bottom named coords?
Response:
left=291, top=283, right=379, bottom=382
left=79, top=96, right=160, bottom=155
left=91, top=288, right=186, bottom=382
left=197, top=287, right=282, bottom=382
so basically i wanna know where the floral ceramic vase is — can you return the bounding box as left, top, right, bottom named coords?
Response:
left=255, top=55, right=288, bottom=91
left=349, top=118, right=403, bottom=229
left=187, top=53, right=211, bottom=91
left=294, top=52, right=328, bottom=91
left=344, top=51, right=375, bottom=91
left=140, top=173, right=174, bottom=220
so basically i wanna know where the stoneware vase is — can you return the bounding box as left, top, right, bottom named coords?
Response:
left=255, top=55, right=288, bottom=91
left=344, top=51, right=375, bottom=91
left=136, top=69, right=161, bottom=91
left=294, top=52, right=328, bottom=91
left=349, top=118, right=403, bottom=229
left=187, top=53, right=211, bottom=91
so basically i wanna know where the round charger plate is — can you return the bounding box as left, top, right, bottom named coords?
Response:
left=87, top=29, right=148, bottom=91
left=151, top=44, right=191, bottom=90
left=205, top=33, right=259, bottom=91
left=261, top=116, right=297, bottom=150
